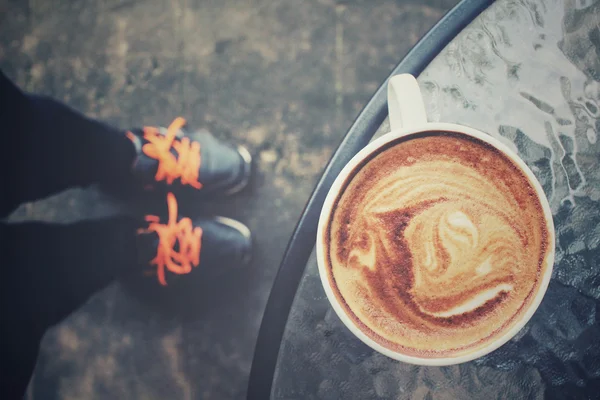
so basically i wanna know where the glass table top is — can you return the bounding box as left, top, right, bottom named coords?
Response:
left=272, top=0, right=600, bottom=398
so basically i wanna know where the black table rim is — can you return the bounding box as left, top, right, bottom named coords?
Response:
left=247, top=0, right=495, bottom=398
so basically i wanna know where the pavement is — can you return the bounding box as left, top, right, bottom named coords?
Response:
left=0, top=0, right=457, bottom=398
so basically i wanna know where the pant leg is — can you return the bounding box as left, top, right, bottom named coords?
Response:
left=0, top=71, right=139, bottom=397
left=0, top=70, right=136, bottom=218
left=0, top=217, right=140, bottom=399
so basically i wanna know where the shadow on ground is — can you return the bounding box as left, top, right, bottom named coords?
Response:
left=0, top=0, right=456, bottom=398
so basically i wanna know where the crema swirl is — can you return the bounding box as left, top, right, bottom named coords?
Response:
left=324, top=131, right=551, bottom=357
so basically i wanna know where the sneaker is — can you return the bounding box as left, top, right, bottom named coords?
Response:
left=135, top=192, right=252, bottom=286
left=123, top=117, right=252, bottom=198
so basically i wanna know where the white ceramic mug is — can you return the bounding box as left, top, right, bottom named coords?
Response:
left=316, top=74, right=555, bottom=366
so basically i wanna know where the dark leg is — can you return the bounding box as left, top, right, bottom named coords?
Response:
left=0, top=70, right=135, bottom=218
left=0, top=218, right=140, bottom=399
left=0, top=72, right=140, bottom=397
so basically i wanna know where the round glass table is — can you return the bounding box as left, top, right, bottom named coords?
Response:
left=249, top=0, right=600, bottom=398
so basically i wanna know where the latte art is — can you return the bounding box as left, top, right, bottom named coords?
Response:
left=324, top=132, right=551, bottom=357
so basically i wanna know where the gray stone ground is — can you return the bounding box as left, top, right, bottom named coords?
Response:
left=0, top=0, right=456, bottom=398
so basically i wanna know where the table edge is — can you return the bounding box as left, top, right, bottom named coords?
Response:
left=247, top=0, right=495, bottom=398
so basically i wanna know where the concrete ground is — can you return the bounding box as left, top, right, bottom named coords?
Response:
left=1, top=0, right=456, bottom=398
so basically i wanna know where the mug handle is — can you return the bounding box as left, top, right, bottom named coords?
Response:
left=387, top=74, right=428, bottom=131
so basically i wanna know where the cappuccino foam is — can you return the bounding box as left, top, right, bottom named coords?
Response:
left=324, top=131, right=551, bottom=358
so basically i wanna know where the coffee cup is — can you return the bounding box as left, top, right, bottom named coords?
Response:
left=316, top=74, right=555, bottom=366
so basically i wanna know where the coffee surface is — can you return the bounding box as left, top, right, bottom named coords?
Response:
left=324, top=131, right=551, bottom=357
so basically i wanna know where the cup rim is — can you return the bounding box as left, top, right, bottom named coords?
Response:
left=316, top=121, right=556, bottom=366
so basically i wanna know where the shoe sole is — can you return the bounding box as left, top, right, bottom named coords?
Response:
left=213, top=216, right=253, bottom=265
left=223, top=145, right=253, bottom=196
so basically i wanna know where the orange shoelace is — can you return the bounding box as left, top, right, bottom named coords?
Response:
left=134, top=117, right=203, bottom=189
left=138, top=192, right=203, bottom=286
